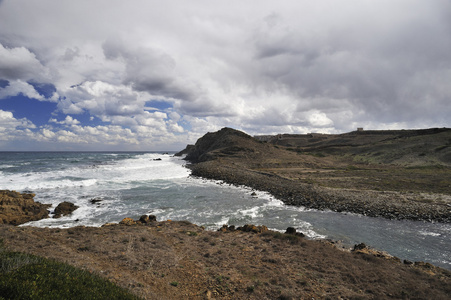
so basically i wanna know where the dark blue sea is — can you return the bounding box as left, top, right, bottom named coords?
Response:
left=0, top=152, right=450, bottom=270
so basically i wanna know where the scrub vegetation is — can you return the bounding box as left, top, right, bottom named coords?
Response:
left=0, top=239, right=140, bottom=300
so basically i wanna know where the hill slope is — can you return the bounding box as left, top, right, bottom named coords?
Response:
left=180, top=127, right=451, bottom=222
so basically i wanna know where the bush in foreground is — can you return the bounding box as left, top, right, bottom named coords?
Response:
left=0, top=247, right=140, bottom=300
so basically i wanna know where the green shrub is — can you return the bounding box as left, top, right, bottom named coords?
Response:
left=0, top=250, right=141, bottom=300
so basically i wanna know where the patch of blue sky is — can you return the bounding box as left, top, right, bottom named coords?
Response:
left=0, top=94, right=57, bottom=127
left=0, top=79, right=9, bottom=88
left=145, top=100, right=173, bottom=111
left=176, top=119, right=192, bottom=133
left=27, top=81, right=56, bottom=99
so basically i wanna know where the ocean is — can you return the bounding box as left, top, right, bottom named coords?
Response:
left=0, top=152, right=450, bottom=270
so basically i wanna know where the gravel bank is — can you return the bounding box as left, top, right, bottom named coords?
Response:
left=188, top=161, right=451, bottom=223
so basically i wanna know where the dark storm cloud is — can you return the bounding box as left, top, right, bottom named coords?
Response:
left=102, top=38, right=196, bottom=102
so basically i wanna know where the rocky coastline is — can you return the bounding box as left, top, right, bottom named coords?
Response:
left=0, top=190, right=80, bottom=225
left=1, top=127, right=450, bottom=298
left=179, top=127, right=451, bottom=223
left=188, top=161, right=451, bottom=223
left=0, top=190, right=50, bottom=225
left=0, top=182, right=450, bottom=298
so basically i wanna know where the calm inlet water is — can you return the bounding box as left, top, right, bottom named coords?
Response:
left=0, top=152, right=450, bottom=270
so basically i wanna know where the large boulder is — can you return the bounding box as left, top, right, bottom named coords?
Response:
left=0, top=190, right=50, bottom=225
left=53, top=201, right=79, bottom=218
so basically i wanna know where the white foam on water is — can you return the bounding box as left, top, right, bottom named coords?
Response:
left=418, top=231, right=441, bottom=237
left=1, top=154, right=189, bottom=191
left=10, top=153, right=190, bottom=228
left=239, top=206, right=262, bottom=219
left=0, top=164, right=14, bottom=169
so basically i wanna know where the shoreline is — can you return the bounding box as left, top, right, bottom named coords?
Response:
left=187, top=161, right=451, bottom=223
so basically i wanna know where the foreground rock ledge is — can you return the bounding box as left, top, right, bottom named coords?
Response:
left=0, top=190, right=50, bottom=225
left=1, top=219, right=449, bottom=299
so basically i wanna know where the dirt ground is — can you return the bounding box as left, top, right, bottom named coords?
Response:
left=1, top=220, right=450, bottom=299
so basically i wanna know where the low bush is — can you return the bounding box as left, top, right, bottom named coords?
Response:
left=0, top=249, right=140, bottom=300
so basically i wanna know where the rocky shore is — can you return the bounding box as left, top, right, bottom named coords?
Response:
left=0, top=190, right=80, bottom=225
left=179, top=127, right=451, bottom=223
left=188, top=161, right=451, bottom=222
left=0, top=190, right=50, bottom=225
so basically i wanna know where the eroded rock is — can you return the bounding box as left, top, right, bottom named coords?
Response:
left=53, top=201, right=79, bottom=218
left=0, top=190, right=50, bottom=225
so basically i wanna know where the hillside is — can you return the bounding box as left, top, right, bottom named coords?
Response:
left=1, top=218, right=450, bottom=299
left=262, top=128, right=451, bottom=166
left=179, top=127, right=451, bottom=222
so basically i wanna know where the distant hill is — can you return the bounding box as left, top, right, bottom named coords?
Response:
left=180, top=127, right=451, bottom=166
left=257, top=128, right=451, bottom=166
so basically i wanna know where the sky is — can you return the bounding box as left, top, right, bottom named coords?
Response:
left=0, top=0, right=450, bottom=151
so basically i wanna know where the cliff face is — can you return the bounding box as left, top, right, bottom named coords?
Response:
left=180, top=127, right=262, bottom=163
left=0, top=190, right=50, bottom=225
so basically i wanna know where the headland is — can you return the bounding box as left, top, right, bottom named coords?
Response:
left=178, top=127, right=451, bottom=222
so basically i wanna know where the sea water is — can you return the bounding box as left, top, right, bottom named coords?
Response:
left=0, top=152, right=450, bottom=270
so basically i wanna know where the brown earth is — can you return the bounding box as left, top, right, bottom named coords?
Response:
left=179, top=127, right=451, bottom=222
left=1, top=218, right=450, bottom=299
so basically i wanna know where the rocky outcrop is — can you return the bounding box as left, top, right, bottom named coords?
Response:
left=53, top=201, right=79, bottom=218
left=177, top=127, right=259, bottom=163
left=118, top=215, right=158, bottom=226
left=0, top=190, right=50, bottom=225
left=218, top=224, right=269, bottom=233
left=352, top=243, right=401, bottom=263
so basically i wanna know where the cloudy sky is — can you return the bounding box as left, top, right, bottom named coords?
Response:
left=1, top=0, right=450, bottom=151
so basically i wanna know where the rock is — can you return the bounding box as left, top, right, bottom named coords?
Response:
left=119, top=217, right=136, bottom=226
left=53, top=201, right=79, bottom=218
left=242, top=224, right=259, bottom=233
left=218, top=224, right=236, bottom=232
left=101, top=222, right=117, bottom=227
left=352, top=242, right=400, bottom=263
left=139, top=215, right=157, bottom=224
left=90, top=198, right=103, bottom=204
left=0, top=190, right=50, bottom=225
left=218, top=224, right=228, bottom=232
left=414, top=261, right=434, bottom=269
left=353, top=243, right=367, bottom=251
left=285, top=227, right=297, bottom=235
left=237, top=224, right=268, bottom=233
